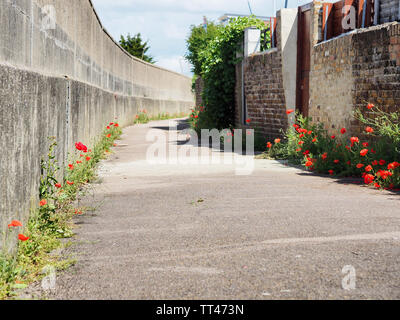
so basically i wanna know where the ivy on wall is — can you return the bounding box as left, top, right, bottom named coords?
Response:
left=186, top=16, right=269, bottom=130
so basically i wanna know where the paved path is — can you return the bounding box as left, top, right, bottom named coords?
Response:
left=50, top=119, right=399, bottom=299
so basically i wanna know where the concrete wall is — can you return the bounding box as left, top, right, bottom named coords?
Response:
left=0, top=0, right=194, bottom=252
left=309, top=22, right=400, bottom=135
left=235, top=9, right=298, bottom=139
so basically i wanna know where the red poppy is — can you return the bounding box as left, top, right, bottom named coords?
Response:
left=328, top=170, right=334, bottom=176
left=114, top=123, right=119, bottom=127
left=55, top=183, right=62, bottom=189
left=246, top=119, right=251, bottom=124
left=366, top=103, right=374, bottom=110
left=374, top=183, right=381, bottom=189
left=321, top=152, right=328, bottom=160
left=107, top=134, right=111, bottom=138
left=8, top=220, right=22, bottom=228
left=299, top=134, right=305, bottom=138
left=68, top=164, right=74, bottom=170
left=377, top=170, right=392, bottom=180
left=86, top=156, right=91, bottom=161
left=266, top=142, right=272, bottom=149
left=365, top=126, right=374, bottom=133
left=370, top=148, right=376, bottom=154
left=379, top=160, right=386, bottom=166
left=75, top=142, right=88, bottom=153
left=334, top=160, right=340, bottom=164
left=350, top=137, right=359, bottom=146
left=312, top=137, right=317, bottom=143
left=365, top=165, right=373, bottom=172
left=371, top=160, right=378, bottom=166
left=274, top=138, right=281, bottom=144
left=362, top=142, right=369, bottom=147
left=67, top=181, right=74, bottom=186
left=331, top=135, right=336, bottom=139
left=76, top=161, right=82, bottom=164
left=286, top=109, right=294, bottom=115
left=18, top=234, right=29, bottom=242
left=308, top=131, right=312, bottom=135
left=305, top=161, right=313, bottom=167
left=356, top=163, right=364, bottom=169
left=296, top=148, right=302, bottom=152
left=298, top=141, right=304, bottom=145
left=364, top=174, right=374, bottom=184
left=303, top=150, right=310, bottom=155
left=39, top=199, right=47, bottom=207
left=107, top=126, right=111, bottom=130
left=109, top=122, right=114, bottom=126
left=340, top=128, right=346, bottom=134
left=347, top=161, right=351, bottom=165
left=388, top=162, right=399, bottom=170
left=360, top=149, right=369, bottom=156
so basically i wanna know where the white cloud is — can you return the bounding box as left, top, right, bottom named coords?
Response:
left=156, top=55, right=192, bottom=76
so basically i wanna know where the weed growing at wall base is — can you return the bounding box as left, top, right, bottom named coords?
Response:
left=0, top=122, right=122, bottom=299
left=134, top=110, right=189, bottom=124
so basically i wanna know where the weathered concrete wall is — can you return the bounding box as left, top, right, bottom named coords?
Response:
left=309, top=22, right=400, bottom=135
left=0, top=0, right=194, bottom=251
left=0, top=0, right=193, bottom=103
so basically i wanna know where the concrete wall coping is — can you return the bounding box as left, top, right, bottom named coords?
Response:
left=86, top=0, right=191, bottom=80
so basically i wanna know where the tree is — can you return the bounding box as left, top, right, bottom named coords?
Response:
left=185, top=19, right=220, bottom=76
left=119, top=33, right=155, bottom=64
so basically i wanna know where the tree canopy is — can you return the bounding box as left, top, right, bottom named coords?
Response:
left=119, top=33, right=155, bottom=64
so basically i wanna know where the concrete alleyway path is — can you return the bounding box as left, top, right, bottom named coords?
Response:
left=49, top=119, right=399, bottom=299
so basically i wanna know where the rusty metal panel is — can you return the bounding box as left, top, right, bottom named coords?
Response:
left=322, top=3, right=334, bottom=41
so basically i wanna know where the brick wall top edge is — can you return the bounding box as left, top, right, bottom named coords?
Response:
left=315, top=21, right=399, bottom=48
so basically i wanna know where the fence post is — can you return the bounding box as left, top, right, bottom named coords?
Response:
left=374, top=0, right=380, bottom=25
left=244, top=27, right=261, bottom=57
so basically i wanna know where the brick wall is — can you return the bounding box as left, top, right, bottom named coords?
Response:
left=234, top=9, right=298, bottom=140
left=380, top=0, right=400, bottom=23
left=240, top=51, right=288, bottom=139
left=310, top=22, right=400, bottom=135
left=195, top=77, right=204, bottom=107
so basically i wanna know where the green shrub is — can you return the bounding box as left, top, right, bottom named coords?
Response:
left=187, top=16, right=269, bottom=130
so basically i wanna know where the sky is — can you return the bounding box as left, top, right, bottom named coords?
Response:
left=92, top=0, right=311, bottom=76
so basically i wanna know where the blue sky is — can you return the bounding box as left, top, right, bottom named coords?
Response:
left=92, top=0, right=311, bottom=76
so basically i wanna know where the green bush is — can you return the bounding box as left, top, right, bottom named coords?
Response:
left=186, top=16, right=269, bottom=130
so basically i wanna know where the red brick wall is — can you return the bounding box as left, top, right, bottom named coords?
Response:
left=195, top=77, right=204, bottom=107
